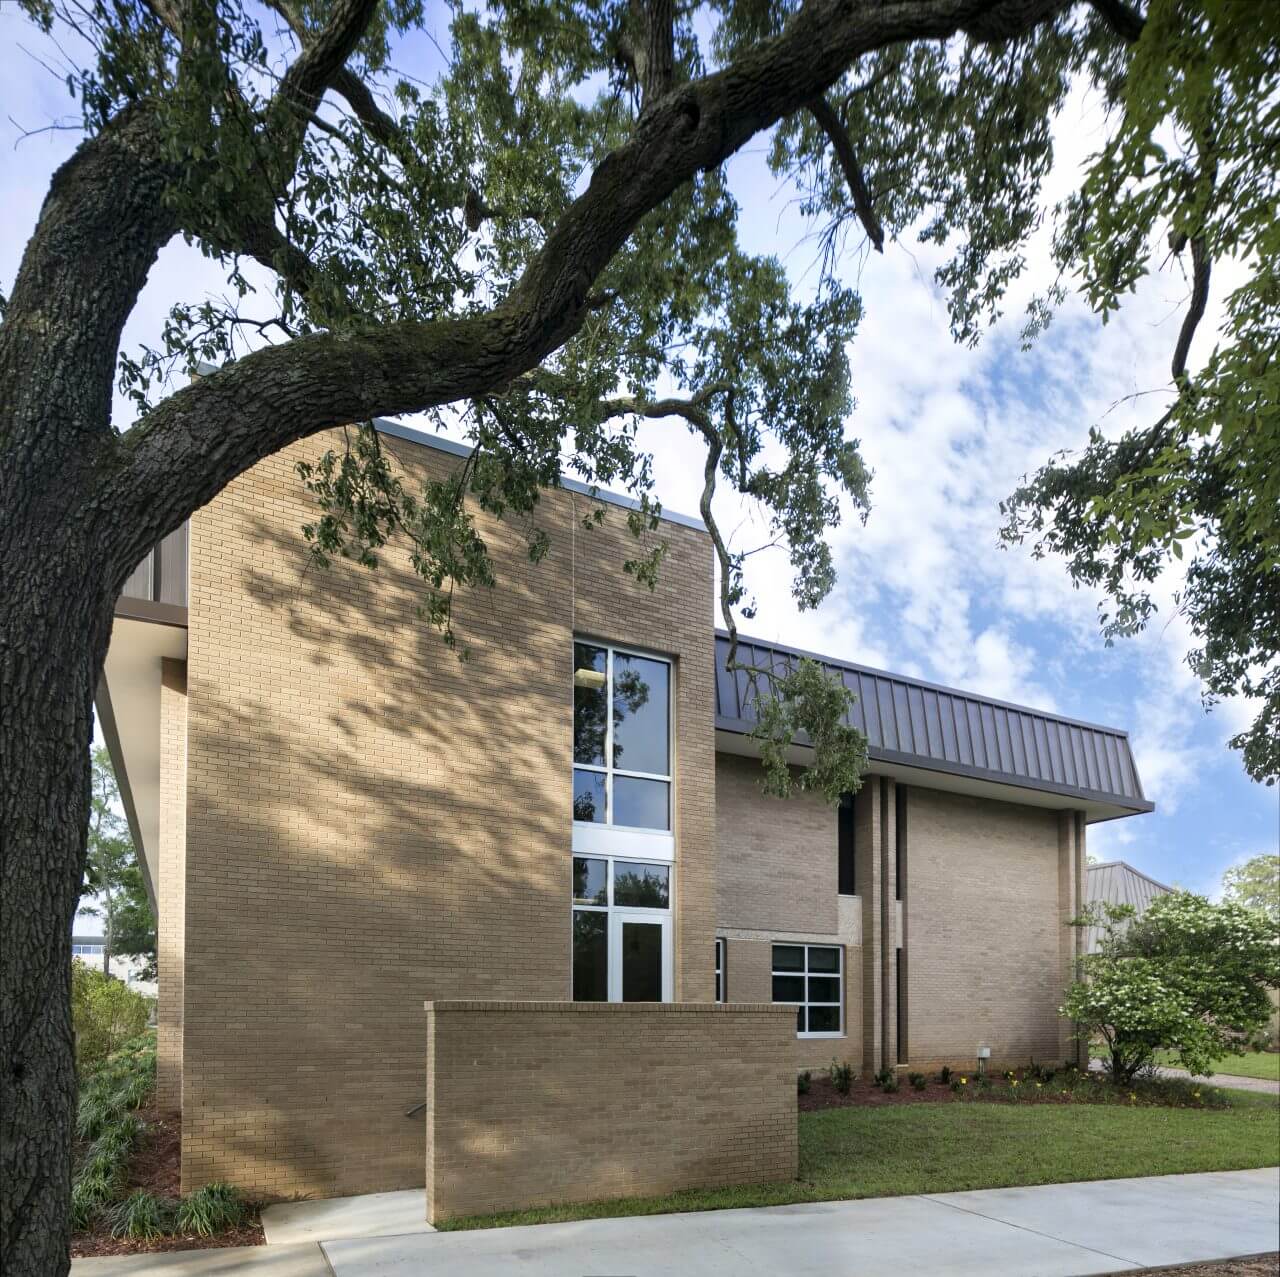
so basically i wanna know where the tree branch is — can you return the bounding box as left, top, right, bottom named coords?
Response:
left=117, top=0, right=1071, bottom=558
left=640, top=0, right=675, bottom=105
left=807, top=94, right=884, bottom=253
left=1088, top=0, right=1145, bottom=44
left=276, top=0, right=380, bottom=113
left=1171, top=236, right=1210, bottom=384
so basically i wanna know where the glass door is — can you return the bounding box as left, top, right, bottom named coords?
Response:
left=611, top=913, right=671, bottom=1002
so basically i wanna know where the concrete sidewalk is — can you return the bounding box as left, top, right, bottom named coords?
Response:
left=1089, top=1058, right=1280, bottom=1096
left=72, top=1168, right=1279, bottom=1276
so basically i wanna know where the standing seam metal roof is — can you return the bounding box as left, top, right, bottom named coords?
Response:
left=714, top=632, right=1152, bottom=814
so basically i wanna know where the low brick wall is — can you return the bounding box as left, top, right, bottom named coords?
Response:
left=424, top=1001, right=798, bottom=1223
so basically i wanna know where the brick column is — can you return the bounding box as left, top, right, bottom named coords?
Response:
left=1057, top=809, right=1085, bottom=1065
left=880, top=778, right=898, bottom=1071
left=156, top=658, right=187, bottom=1112
left=857, top=779, right=883, bottom=1076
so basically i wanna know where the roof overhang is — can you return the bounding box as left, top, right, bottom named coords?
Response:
left=95, top=609, right=188, bottom=909
left=714, top=726, right=1153, bottom=823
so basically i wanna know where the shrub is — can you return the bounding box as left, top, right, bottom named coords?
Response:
left=872, top=1068, right=894, bottom=1088
left=797, top=1070, right=811, bottom=1095
left=829, top=1060, right=853, bottom=1095
left=71, top=962, right=151, bottom=1075
left=176, top=1184, right=248, bottom=1237
left=881, top=1076, right=900, bottom=1094
left=938, top=1066, right=953, bottom=1084
left=1027, top=1059, right=1057, bottom=1084
left=1065, top=893, right=1280, bottom=1084
left=108, top=1191, right=173, bottom=1241
left=72, top=1033, right=155, bottom=1232
left=908, top=1072, right=927, bottom=1091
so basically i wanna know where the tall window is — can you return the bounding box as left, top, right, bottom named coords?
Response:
left=573, top=642, right=671, bottom=832
left=572, top=855, right=672, bottom=1003
left=714, top=938, right=726, bottom=1003
left=772, top=944, right=843, bottom=1038
left=837, top=793, right=856, bottom=895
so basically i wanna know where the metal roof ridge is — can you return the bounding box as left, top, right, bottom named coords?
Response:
left=1087, top=859, right=1176, bottom=895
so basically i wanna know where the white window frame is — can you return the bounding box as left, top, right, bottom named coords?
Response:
left=715, top=937, right=726, bottom=1003
left=772, top=943, right=844, bottom=1039
left=572, top=641, right=675, bottom=859
left=571, top=855, right=674, bottom=1003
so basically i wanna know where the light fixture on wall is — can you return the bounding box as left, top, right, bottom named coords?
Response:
left=574, top=667, right=607, bottom=689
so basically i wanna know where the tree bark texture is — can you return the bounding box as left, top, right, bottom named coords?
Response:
left=1, top=113, right=175, bottom=1277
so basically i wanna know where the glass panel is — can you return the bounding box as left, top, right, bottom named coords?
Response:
left=572, top=769, right=607, bottom=823
left=573, top=642, right=608, bottom=766
left=612, top=861, right=670, bottom=908
left=808, top=976, right=841, bottom=1003
left=621, top=921, right=663, bottom=1002
left=612, top=654, right=669, bottom=775
left=572, top=856, right=607, bottom=905
left=808, top=1005, right=841, bottom=1033
left=613, top=776, right=669, bottom=830
left=772, top=945, right=804, bottom=972
left=808, top=946, right=840, bottom=973
left=772, top=975, right=804, bottom=1002
left=572, top=910, right=607, bottom=1001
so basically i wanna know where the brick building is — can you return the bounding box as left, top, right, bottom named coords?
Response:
left=99, top=422, right=1152, bottom=1203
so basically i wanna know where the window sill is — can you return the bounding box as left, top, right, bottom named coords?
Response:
left=797, top=1031, right=845, bottom=1040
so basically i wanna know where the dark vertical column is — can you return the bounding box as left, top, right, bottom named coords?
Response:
left=895, top=783, right=908, bottom=1064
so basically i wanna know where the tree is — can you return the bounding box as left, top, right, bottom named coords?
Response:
left=0, top=0, right=1274, bottom=1270
left=1221, top=854, right=1280, bottom=929
left=82, top=748, right=157, bottom=981
left=1000, top=0, right=1280, bottom=786
left=1064, top=892, right=1280, bottom=1085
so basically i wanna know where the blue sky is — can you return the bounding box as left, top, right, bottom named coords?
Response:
left=3, top=7, right=1275, bottom=899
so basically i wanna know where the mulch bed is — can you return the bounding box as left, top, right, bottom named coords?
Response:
left=1117, top=1258, right=1280, bottom=1276
left=70, top=1108, right=265, bottom=1257
left=797, top=1069, right=1087, bottom=1111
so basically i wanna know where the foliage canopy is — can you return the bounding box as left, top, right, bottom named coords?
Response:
left=1065, top=891, right=1280, bottom=1084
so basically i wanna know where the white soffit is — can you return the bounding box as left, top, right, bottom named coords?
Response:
left=98, top=616, right=187, bottom=892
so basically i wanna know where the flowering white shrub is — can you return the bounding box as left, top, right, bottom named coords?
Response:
left=1063, top=892, right=1280, bottom=1084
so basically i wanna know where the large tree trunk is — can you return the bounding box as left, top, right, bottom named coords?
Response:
left=0, top=109, right=175, bottom=1277
left=0, top=563, right=116, bottom=1276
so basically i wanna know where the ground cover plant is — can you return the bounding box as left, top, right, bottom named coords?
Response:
left=70, top=1034, right=262, bottom=1257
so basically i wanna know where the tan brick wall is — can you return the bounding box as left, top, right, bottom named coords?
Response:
left=719, top=937, right=862, bottom=1071
left=903, top=787, right=1070, bottom=1071
left=425, top=1001, right=797, bottom=1222
left=715, top=754, right=837, bottom=934
left=156, top=658, right=187, bottom=1112
left=178, top=431, right=714, bottom=1197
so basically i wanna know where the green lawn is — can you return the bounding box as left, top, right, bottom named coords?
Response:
left=436, top=1096, right=1280, bottom=1232
left=1154, top=1050, right=1280, bottom=1082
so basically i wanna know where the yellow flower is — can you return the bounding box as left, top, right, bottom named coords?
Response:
left=1035, top=1082, right=1043, bottom=1090
left=1129, top=1093, right=1137, bottom=1103
left=960, top=1077, right=968, bottom=1085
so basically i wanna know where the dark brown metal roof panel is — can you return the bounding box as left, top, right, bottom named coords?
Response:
left=714, top=631, right=1152, bottom=813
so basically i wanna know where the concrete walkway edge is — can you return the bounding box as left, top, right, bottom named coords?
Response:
left=72, top=1167, right=1280, bottom=1276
